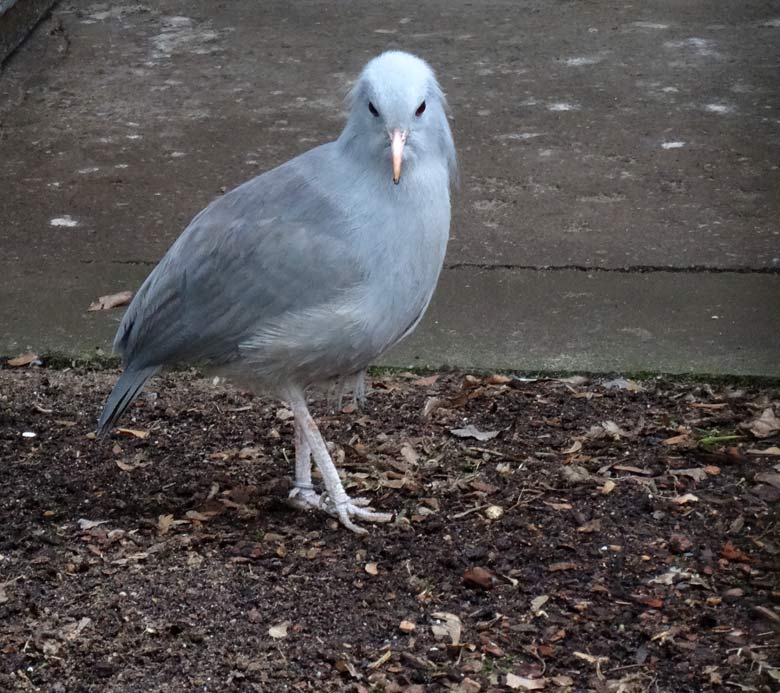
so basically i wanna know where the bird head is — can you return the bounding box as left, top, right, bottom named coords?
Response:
left=340, top=51, right=456, bottom=187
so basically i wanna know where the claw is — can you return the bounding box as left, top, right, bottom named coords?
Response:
left=288, top=487, right=392, bottom=533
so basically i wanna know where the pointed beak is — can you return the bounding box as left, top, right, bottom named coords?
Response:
left=390, top=129, right=406, bottom=184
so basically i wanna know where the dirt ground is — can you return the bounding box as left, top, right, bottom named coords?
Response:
left=1, top=366, right=778, bottom=692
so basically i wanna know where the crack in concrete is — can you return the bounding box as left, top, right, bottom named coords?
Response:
left=443, top=263, right=780, bottom=275
left=79, top=259, right=157, bottom=267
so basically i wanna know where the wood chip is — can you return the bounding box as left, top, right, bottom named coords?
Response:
left=116, top=427, right=150, bottom=440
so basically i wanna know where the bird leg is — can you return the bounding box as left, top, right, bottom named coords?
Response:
left=286, top=416, right=321, bottom=510
left=286, top=389, right=392, bottom=534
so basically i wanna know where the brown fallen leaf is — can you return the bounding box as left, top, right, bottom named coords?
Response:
left=87, top=290, right=133, bottom=311
left=721, top=541, right=750, bottom=562
left=486, top=373, right=512, bottom=385
left=399, top=620, right=416, bottom=633
left=577, top=519, right=601, bottom=534
left=116, top=427, right=150, bottom=440
left=548, top=562, right=577, bottom=572
left=550, top=675, right=574, bottom=687
left=365, top=562, right=379, bottom=576
left=663, top=432, right=692, bottom=446
left=561, top=440, right=583, bottom=454
left=413, top=374, right=440, bottom=387
left=6, top=352, right=40, bottom=367
left=741, top=408, right=780, bottom=438
left=464, top=566, right=495, bottom=590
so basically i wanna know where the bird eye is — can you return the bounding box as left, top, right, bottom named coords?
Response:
left=368, top=101, right=379, bottom=117
left=415, top=100, right=426, bottom=117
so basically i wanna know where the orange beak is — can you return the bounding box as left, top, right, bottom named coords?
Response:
left=391, top=129, right=406, bottom=184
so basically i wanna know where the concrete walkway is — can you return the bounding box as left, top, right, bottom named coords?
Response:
left=1, top=1, right=778, bottom=375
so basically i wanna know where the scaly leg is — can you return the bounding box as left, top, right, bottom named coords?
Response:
left=287, top=416, right=322, bottom=510
left=286, top=388, right=392, bottom=534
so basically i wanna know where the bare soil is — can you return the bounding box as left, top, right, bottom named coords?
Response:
left=1, top=367, right=778, bottom=692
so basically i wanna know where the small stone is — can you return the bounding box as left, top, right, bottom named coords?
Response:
left=484, top=505, right=504, bottom=520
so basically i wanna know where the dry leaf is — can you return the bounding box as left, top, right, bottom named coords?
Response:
left=413, top=374, right=440, bottom=387
left=400, top=443, right=419, bottom=466
left=7, top=352, right=40, bottom=367
left=721, top=541, right=750, bottom=562
left=561, top=440, right=583, bottom=454
left=577, top=519, right=601, bottom=534
left=78, top=519, right=108, bottom=530
left=430, top=612, right=462, bottom=645
left=506, top=673, right=547, bottom=690
left=116, top=427, right=150, bottom=440
left=673, top=493, right=699, bottom=505
left=755, top=472, right=780, bottom=489
left=663, top=433, right=692, bottom=446
left=747, top=446, right=780, bottom=456
left=422, top=396, right=446, bottom=418
left=157, top=514, right=174, bottom=536
left=548, top=562, right=577, bottom=572
left=268, top=622, right=289, bottom=639
left=450, top=425, right=499, bottom=442
left=399, top=620, right=416, bottom=633
left=601, top=480, right=616, bottom=494
left=365, top=562, right=379, bottom=576
left=550, top=675, right=574, bottom=687
left=486, top=374, right=512, bottom=385
left=464, top=566, right=495, bottom=590
left=87, top=290, right=133, bottom=311
left=530, top=595, right=549, bottom=614
left=670, top=468, right=707, bottom=482
left=544, top=501, right=573, bottom=511
left=742, top=408, right=780, bottom=438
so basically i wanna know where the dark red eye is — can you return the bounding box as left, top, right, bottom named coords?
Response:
left=368, top=101, right=379, bottom=117
left=415, top=100, right=426, bottom=117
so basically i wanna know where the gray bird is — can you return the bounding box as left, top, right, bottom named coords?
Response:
left=97, top=51, right=457, bottom=533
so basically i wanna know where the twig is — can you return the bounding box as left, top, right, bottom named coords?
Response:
left=463, top=446, right=526, bottom=464
left=450, top=504, right=488, bottom=519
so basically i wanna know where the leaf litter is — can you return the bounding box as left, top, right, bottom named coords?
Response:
left=0, top=368, right=778, bottom=692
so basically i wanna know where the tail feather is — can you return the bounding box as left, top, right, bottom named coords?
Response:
left=96, top=366, right=159, bottom=436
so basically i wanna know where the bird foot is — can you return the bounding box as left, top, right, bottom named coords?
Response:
left=287, top=486, right=392, bottom=534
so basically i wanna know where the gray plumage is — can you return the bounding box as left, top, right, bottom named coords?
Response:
left=96, top=51, right=455, bottom=531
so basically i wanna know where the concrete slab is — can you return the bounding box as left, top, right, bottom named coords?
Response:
left=1, top=1, right=779, bottom=374
left=2, top=259, right=777, bottom=377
